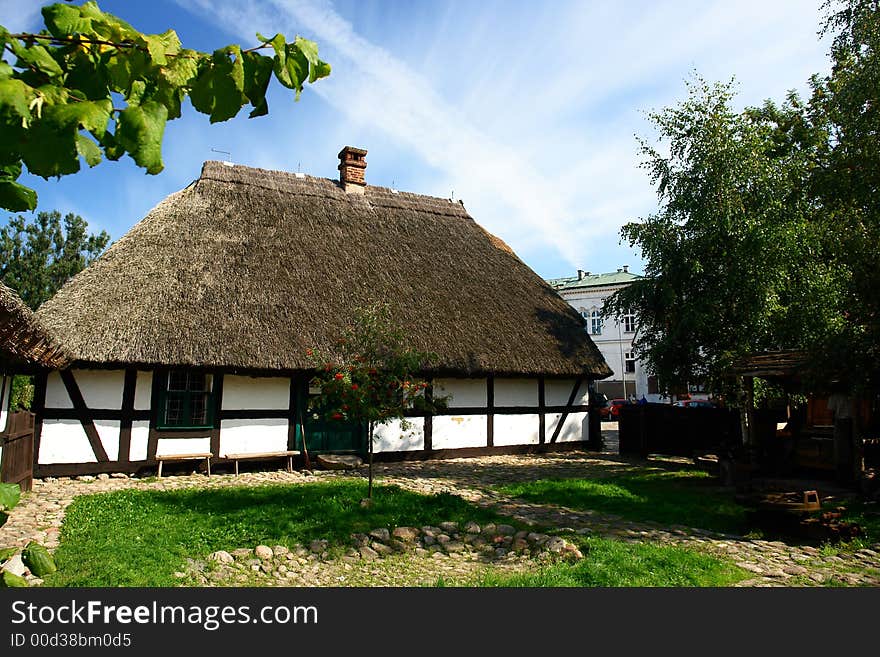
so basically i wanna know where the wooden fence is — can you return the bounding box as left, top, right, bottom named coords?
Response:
left=1, top=411, right=35, bottom=492
left=618, top=404, right=741, bottom=458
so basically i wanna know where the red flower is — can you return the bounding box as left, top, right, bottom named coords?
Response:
left=334, top=372, right=344, bottom=380
left=351, top=384, right=359, bottom=391
left=306, top=348, right=313, bottom=356
left=332, top=412, right=343, bottom=420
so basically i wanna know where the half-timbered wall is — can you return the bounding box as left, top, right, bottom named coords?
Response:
left=0, top=374, right=11, bottom=464
left=35, top=369, right=592, bottom=475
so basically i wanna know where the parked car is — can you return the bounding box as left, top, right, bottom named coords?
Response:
left=673, top=399, right=715, bottom=409
left=606, top=398, right=629, bottom=420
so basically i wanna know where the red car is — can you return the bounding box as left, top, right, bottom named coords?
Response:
left=603, top=398, right=628, bottom=420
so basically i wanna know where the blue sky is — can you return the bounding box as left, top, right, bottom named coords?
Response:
left=4, top=0, right=832, bottom=279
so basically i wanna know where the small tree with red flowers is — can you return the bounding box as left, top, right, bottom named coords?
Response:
left=308, top=303, right=446, bottom=499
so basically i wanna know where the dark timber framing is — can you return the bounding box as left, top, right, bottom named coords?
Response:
left=286, top=375, right=299, bottom=452
left=486, top=375, right=494, bottom=448
left=117, top=368, right=137, bottom=464
left=60, top=369, right=109, bottom=462
left=31, top=371, right=47, bottom=467
left=209, top=373, right=224, bottom=457
left=549, top=377, right=584, bottom=444
left=538, top=376, right=546, bottom=444
left=423, top=381, right=433, bottom=451
left=147, top=369, right=162, bottom=460
left=32, top=370, right=597, bottom=477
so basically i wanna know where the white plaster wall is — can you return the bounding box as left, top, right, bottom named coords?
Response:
left=44, top=370, right=125, bottom=409
left=95, top=420, right=120, bottom=461
left=39, top=420, right=96, bottom=463
left=493, top=414, right=540, bottom=446
left=546, top=411, right=589, bottom=443
left=0, top=375, right=10, bottom=432
left=222, top=376, right=289, bottom=411
left=129, top=421, right=149, bottom=461
left=545, top=379, right=590, bottom=406
left=494, top=378, right=538, bottom=407
left=77, top=370, right=125, bottom=409
left=156, top=437, right=211, bottom=456
left=219, top=419, right=288, bottom=455
left=434, top=378, right=486, bottom=408
left=45, top=372, right=71, bottom=408
left=373, top=417, right=424, bottom=452
left=134, top=371, right=153, bottom=410
left=432, top=415, right=487, bottom=449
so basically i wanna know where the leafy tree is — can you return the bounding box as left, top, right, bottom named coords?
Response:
left=810, top=0, right=880, bottom=387
left=606, top=78, right=840, bottom=397
left=308, top=304, right=447, bottom=499
left=0, top=209, right=108, bottom=309
left=0, top=1, right=330, bottom=211
left=609, top=0, right=880, bottom=396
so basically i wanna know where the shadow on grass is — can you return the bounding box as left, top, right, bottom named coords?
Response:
left=46, top=481, right=504, bottom=587
left=496, top=470, right=750, bottom=535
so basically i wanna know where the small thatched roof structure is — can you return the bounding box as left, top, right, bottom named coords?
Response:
left=731, top=350, right=809, bottom=381
left=0, top=281, right=69, bottom=371
left=37, top=161, right=611, bottom=379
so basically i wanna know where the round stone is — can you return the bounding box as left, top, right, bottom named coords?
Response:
left=254, top=545, right=274, bottom=560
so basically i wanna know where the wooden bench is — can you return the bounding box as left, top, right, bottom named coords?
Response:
left=156, top=452, right=212, bottom=478
left=223, top=450, right=300, bottom=475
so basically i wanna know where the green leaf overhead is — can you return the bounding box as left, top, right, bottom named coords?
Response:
left=0, top=2, right=330, bottom=210
left=0, top=482, right=20, bottom=511
left=242, top=51, right=273, bottom=118
left=41, top=3, right=94, bottom=37
left=75, top=133, right=102, bottom=167
left=189, top=46, right=246, bottom=123
left=0, top=178, right=37, bottom=211
left=116, top=100, right=167, bottom=173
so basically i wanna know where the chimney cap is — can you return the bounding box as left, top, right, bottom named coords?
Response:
left=622, top=264, right=629, bottom=273
left=338, top=145, right=368, bottom=159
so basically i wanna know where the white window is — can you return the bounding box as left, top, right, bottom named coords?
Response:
left=623, top=311, right=636, bottom=333
left=624, top=352, right=636, bottom=374
left=590, top=309, right=603, bottom=335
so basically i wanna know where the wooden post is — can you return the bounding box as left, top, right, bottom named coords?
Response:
left=739, top=376, right=757, bottom=461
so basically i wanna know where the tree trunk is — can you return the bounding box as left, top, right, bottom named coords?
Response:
left=298, top=417, right=311, bottom=470
left=368, top=421, right=374, bottom=499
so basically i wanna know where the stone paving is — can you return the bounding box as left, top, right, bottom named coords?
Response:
left=2, top=448, right=880, bottom=587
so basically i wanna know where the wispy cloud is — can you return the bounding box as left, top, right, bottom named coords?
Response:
left=174, top=0, right=829, bottom=275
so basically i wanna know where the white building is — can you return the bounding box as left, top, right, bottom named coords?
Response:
left=548, top=267, right=658, bottom=401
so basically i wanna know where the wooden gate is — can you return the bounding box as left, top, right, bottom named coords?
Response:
left=1, top=411, right=35, bottom=492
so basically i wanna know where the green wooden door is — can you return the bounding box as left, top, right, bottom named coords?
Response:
left=292, top=380, right=367, bottom=455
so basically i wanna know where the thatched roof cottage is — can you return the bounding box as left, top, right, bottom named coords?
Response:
left=0, top=282, right=68, bottom=477
left=31, top=147, right=610, bottom=476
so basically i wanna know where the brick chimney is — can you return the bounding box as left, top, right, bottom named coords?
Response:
left=338, top=146, right=367, bottom=193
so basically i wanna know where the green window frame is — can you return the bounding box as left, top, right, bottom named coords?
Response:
left=157, top=370, right=215, bottom=430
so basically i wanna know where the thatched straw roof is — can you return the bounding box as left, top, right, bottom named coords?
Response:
left=37, top=161, right=611, bottom=378
left=731, top=350, right=808, bottom=380
left=0, top=281, right=69, bottom=371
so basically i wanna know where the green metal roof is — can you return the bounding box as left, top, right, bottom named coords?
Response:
left=546, top=270, right=643, bottom=291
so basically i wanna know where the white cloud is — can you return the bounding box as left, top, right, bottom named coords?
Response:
left=174, top=0, right=830, bottom=274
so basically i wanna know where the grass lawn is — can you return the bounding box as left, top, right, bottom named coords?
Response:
left=458, top=537, right=749, bottom=587
left=45, top=481, right=504, bottom=587
left=495, top=469, right=750, bottom=534
left=43, top=479, right=749, bottom=587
